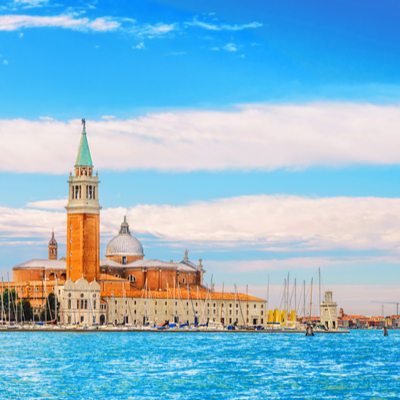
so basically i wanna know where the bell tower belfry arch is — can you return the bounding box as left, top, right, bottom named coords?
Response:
left=66, top=119, right=101, bottom=282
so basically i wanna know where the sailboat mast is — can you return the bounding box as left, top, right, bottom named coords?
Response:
left=309, top=278, right=313, bottom=325
left=294, top=278, right=296, bottom=319
left=20, top=281, right=23, bottom=324
left=303, top=280, right=305, bottom=319
left=220, top=283, right=224, bottom=324
left=55, top=279, right=58, bottom=325
left=1, top=278, right=3, bottom=325
left=167, top=283, right=170, bottom=323
left=266, top=275, right=269, bottom=327
left=318, top=267, right=321, bottom=313
left=7, top=273, right=11, bottom=325
left=246, top=284, right=248, bottom=327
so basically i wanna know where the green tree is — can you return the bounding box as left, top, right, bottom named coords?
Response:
left=40, top=293, right=59, bottom=322
left=1, top=289, right=18, bottom=321
left=16, top=299, right=33, bottom=322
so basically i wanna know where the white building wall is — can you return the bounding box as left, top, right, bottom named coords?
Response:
left=59, top=278, right=102, bottom=326
left=102, top=294, right=267, bottom=327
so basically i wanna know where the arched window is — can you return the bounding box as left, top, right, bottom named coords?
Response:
left=127, top=274, right=136, bottom=283
left=182, top=278, right=186, bottom=284
left=114, top=274, right=120, bottom=278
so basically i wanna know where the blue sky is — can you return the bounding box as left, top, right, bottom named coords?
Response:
left=1, top=0, right=400, bottom=314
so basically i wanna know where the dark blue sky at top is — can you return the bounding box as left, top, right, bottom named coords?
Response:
left=1, top=0, right=400, bottom=119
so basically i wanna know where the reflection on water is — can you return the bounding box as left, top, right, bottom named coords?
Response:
left=0, top=331, right=399, bottom=399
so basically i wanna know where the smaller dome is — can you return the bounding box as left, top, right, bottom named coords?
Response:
left=106, top=217, right=144, bottom=257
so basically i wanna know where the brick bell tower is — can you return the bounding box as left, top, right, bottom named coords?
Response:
left=66, top=119, right=101, bottom=282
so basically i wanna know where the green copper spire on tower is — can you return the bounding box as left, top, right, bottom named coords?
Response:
left=75, top=118, right=93, bottom=167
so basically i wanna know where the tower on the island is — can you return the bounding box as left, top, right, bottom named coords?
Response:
left=66, top=119, right=101, bottom=282
left=48, top=230, right=58, bottom=260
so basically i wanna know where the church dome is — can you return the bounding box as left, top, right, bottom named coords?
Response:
left=106, top=217, right=144, bottom=257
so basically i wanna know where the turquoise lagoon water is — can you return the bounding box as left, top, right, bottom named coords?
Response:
left=0, top=331, right=399, bottom=399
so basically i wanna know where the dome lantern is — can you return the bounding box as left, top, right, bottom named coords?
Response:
left=106, top=217, right=144, bottom=264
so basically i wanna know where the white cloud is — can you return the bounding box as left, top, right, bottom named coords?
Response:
left=223, top=43, right=237, bottom=52
left=26, top=199, right=67, bottom=210
left=0, top=14, right=120, bottom=32
left=13, top=0, right=48, bottom=8
left=210, top=47, right=219, bottom=51
left=3, top=60, right=8, bottom=64
left=133, top=42, right=145, bottom=50
left=4, top=103, right=400, bottom=174
left=130, top=22, right=177, bottom=38
left=208, top=255, right=400, bottom=273
left=186, top=17, right=262, bottom=31
left=4, top=195, right=400, bottom=253
left=235, top=284, right=400, bottom=315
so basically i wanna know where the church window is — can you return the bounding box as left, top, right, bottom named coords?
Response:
left=165, top=310, right=167, bottom=315
left=134, top=310, right=136, bottom=314
left=236, top=310, right=238, bottom=315
left=236, top=304, right=238, bottom=308
left=230, top=303, right=232, bottom=308
left=122, top=257, right=127, bottom=265
left=182, top=278, right=186, bottom=284
left=81, top=316, right=84, bottom=323
left=127, top=275, right=136, bottom=283
left=86, top=186, right=88, bottom=198
left=254, top=304, right=256, bottom=309
left=114, top=274, right=120, bottom=278
left=261, top=311, right=263, bottom=316
left=77, top=300, right=79, bottom=309
left=84, top=300, right=87, bottom=309
left=68, top=300, right=71, bottom=309
left=261, top=304, right=264, bottom=309
left=229, top=310, right=232, bottom=315
left=93, top=301, right=96, bottom=310
left=229, top=318, right=232, bottom=324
